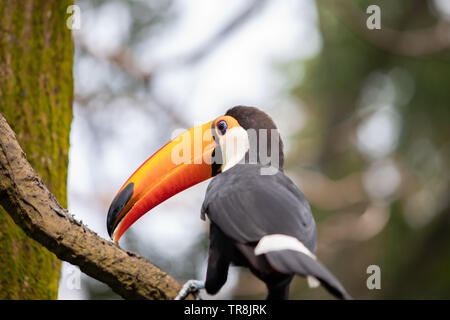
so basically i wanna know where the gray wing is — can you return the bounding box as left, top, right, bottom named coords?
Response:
left=201, top=164, right=317, bottom=252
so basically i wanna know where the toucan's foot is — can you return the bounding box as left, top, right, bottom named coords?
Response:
left=174, top=280, right=205, bottom=300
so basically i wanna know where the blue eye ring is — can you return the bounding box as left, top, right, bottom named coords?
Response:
left=217, top=120, right=228, bottom=135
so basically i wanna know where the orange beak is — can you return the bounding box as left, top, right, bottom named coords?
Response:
left=106, top=120, right=220, bottom=243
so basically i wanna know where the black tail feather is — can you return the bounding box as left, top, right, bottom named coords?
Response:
left=264, top=250, right=352, bottom=300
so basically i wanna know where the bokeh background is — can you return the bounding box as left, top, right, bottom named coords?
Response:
left=58, top=0, right=450, bottom=299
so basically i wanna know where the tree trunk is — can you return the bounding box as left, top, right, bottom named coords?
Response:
left=0, top=0, right=73, bottom=299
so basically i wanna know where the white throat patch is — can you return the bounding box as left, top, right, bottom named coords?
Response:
left=219, top=126, right=249, bottom=172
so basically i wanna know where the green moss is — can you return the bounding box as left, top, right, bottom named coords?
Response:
left=0, top=0, right=73, bottom=299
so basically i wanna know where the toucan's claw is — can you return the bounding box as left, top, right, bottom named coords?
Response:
left=174, top=280, right=205, bottom=300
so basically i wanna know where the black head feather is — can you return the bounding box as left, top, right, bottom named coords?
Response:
left=225, top=106, right=284, bottom=170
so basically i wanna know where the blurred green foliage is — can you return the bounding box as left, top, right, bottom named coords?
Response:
left=285, top=0, right=450, bottom=299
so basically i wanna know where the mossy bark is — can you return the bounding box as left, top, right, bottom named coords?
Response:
left=0, top=0, right=73, bottom=299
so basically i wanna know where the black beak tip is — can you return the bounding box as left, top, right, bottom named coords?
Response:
left=106, top=182, right=134, bottom=239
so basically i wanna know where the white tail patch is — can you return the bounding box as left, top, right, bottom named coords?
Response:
left=254, top=234, right=320, bottom=289
left=254, top=234, right=316, bottom=260
left=307, top=276, right=320, bottom=288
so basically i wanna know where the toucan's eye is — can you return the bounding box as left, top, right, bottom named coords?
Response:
left=217, top=120, right=228, bottom=135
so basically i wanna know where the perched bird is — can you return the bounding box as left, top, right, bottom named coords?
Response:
left=107, top=106, right=351, bottom=300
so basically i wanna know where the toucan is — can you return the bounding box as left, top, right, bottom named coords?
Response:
left=106, top=106, right=351, bottom=300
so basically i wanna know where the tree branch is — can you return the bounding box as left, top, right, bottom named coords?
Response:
left=0, top=112, right=193, bottom=300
